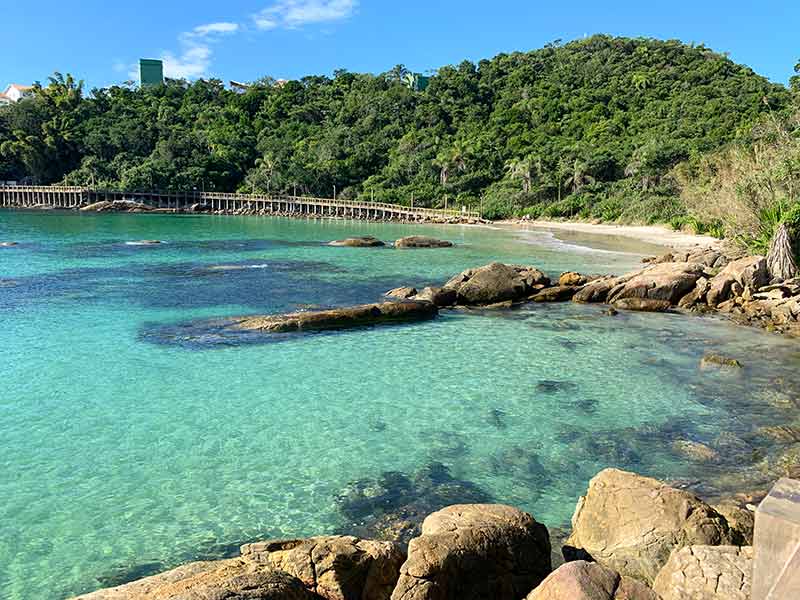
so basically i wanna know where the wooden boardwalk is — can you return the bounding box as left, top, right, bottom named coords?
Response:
left=0, top=186, right=481, bottom=222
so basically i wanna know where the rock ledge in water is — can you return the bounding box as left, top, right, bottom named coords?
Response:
left=394, top=236, right=453, bottom=248
left=329, top=236, right=385, bottom=247
left=231, top=301, right=438, bottom=333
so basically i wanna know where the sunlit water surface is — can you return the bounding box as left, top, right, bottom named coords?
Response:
left=1, top=211, right=799, bottom=599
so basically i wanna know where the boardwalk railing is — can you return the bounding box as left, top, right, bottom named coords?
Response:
left=0, top=186, right=482, bottom=221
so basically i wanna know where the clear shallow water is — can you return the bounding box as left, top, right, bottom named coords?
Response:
left=2, top=211, right=800, bottom=599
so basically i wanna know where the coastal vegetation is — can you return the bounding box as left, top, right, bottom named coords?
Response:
left=0, top=35, right=793, bottom=229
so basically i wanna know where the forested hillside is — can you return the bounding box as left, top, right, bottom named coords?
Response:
left=0, top=35, right=791, bottom=221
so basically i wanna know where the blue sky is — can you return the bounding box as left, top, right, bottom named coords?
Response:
left=1, top=1, right=798, bottom=90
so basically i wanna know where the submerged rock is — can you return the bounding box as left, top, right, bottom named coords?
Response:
left=444, top=262, right=550, bottom=306
left=241, top=536, right=404, bottom=600
left=329, top=236, right=385, bottom=247
left=391, top=504, right=551, bottom=600
left=526, top=560, right=658, bottom=600
left=672, top=440, right=720, bottom=463
left=699, top=353, right=742, bottom=369
left=564, top=468, right=745, bottom=584
left=652, top=545, right=753, bottom=600
left=231, top=301, right=438, bottom=333
left=394, top=236, right=453, bottom=248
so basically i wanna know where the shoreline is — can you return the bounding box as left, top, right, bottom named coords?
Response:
left=498, top=219, right=718, bottom=252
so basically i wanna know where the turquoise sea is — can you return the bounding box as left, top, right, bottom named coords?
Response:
left=2, top=211, right=799, bottom=599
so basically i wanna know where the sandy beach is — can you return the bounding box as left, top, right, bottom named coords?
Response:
left=500, top=219, right=719, bottom=252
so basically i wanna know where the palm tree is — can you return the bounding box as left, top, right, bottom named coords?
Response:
left=563, top=158, right=595, bottom=193
left=505, top=156, right=541, bottom=193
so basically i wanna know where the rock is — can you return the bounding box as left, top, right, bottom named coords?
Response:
left=558, top=272, right=587, bottom=287
left=530, top=286, right=579, bottom=302
left=80, top=200, right=153, bottom=213
left=707, top=256, right=769, bottom=307
left=73, top=558, right=317, bottom=600
left=564, top=469, right=744, bottom=584
left=672, top=440, right=719, bottom=463
left=444, top=263, right=550, bottom=305
left=699, top=353, right=742, bottom=369
left=607, top=262, right=707, bottom=305
left=573, top=275, right=627, bottom=303
left=394, top=236, right=453, bottom=248
left=525, top=561, right=658, bottom=600
left=390, top=504, right=551, bottom=600
left=385, top=286, right=418, bottom=299
left=652, top=546, right=753, bottom=600
left=611, top=298, right=672, bottom=312
left=329, top=236, right=386, bottom=247
left=711, top=504, right=754, bottom=545
left=413, top=286, right=457, bottom=307
left=677, top=277, right=710, bottom=309
left=80, top=200, right=114, bottom=212
left=687, top=249, right=723, bottom=268
left=232, top=301, right=438, bottom=333
left=603, top=307, right=619, bottom=316
left=241, top=535, right=404, bottom=600
left=754, top=424, right=800, bottom=444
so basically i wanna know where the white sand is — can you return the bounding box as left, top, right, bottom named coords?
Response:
left=505, top=220, right=718, bottom=251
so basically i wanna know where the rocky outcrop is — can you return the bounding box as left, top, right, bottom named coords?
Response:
left=564, top=469, right=744, bottom=584
left=394, top=236, right=453, bottom=249
left=390, top=504, right=551, bottom=600
left=444, top=263, right=550, bottom=306
left=329, top=236, right=385, bottom=247
left=412, top=286, right=457, bottom=307
left=525, top=561, right=657, bottom=600
left=558, top=272, right=588, bottom=287
left=73, top=559, right=317, bottom=600
left=706, top=256, right=769, bottom=307
left=385, top=287, right=418, bottom=300
left=232, top=302, right=438, bottom=333
left=530, top=286, right=579, bottom=302
left=652, top=546, right=753, bottom=600
left=241, top=536, right=404, bottom=600
left=79, top=200, right=154, bottom=213
left=607, top=262, right=707, bottom=305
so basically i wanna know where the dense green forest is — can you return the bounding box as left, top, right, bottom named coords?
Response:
left=0, top=35, right=793, bottom=221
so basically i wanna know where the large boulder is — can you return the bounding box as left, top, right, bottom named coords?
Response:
left=329, top=236, right=386, bottom=247
left=73, top=559, right=317, bottom=600
left=443, top=263, right=550, bottom=306
left=707, top=256, right=769, bottom=306
left=606, top=262, right=707, bottom=305
left=525, top=561, right=657, bottom=600
left=390, top=504, right=551, bottom=600
left=652, top=546, right=753, bottom=600
left=394, top=236, right=453, bottom=249
left=232, top=301, right=438, bottom=333
left=564, top=469, right=744, bottom=584
left=241, top=536, right=404, bottom=600
left=573, top=275, right=627, bottom=303
left=611, top=298, right=672, bottom=312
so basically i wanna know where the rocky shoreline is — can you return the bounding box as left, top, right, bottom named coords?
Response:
left=74, top=468, right=762, bottom=600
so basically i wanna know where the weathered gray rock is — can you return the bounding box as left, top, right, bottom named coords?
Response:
left=652, top=546, right=753, bottom=600
left=677, top=276, right=710, bottom=309
left=607, top=262, right=707, bottom=305
left=573, top=275, right=627, bottom=303
left=707, top=256, right=769, bottom=306
left=242, top=535, right=404, bottom=600
left=394, top=236, right=453, bottom=248
left=329, top=236, right=385, bottom=247
left=390, top=504, right=551, bottom=600
left=73, top=559, right=316, bottom=600
left=80, top=200, right=153, bottom=213
left=385, top=287, right=418, bottom=300
left=232, top=301, right=438, bottom=333
left=525, top=561, right=658, bottom=600
left=444, top=263, right=550, bottom=306
left=611, top=297, right=672, bottom=312
left=530, top=285, right=578, bottom=302
left=672, top=440, right=719, bottom=463
left=564, top=469, right=744, bottom=584
left=413, top=286, right=457, bottom=307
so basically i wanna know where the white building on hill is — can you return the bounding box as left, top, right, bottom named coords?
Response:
left=0, top=83, right=33, bottom=104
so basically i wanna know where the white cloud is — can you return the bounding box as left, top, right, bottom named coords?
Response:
left=191, top=22, right=239, bottom=36
left=254, top=0, right=357, bottom=30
